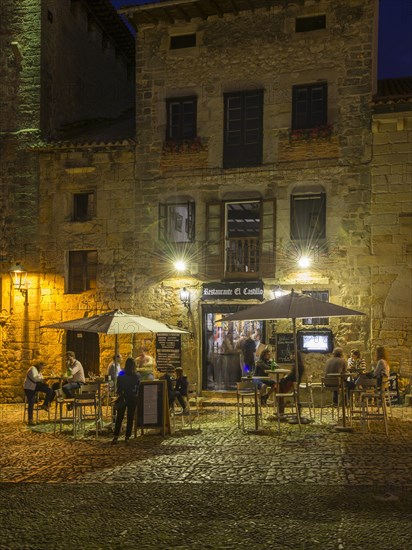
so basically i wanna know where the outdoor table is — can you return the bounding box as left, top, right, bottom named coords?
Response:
left=265, top=368, right=290, bottom=387
left=326, top=372, right=354, bottom=432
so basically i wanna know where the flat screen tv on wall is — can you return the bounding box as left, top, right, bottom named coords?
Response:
left=297, top=329, right=333, bottom=354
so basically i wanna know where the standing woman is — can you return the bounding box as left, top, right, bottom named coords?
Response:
left=112, top=357, right=140, bottom=445
left=373, top=346, right=390, bottom=387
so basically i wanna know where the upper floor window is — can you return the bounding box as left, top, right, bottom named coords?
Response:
left=73, top=191, right=95, bottom=222
left=302, top=290, right=329, bottom=325
left=292, top=82, right=327, bottom=130
left=170, top=34, right=196, bottom=49
left=166, top=97, right=197, bottom=141
left=290, top=192, right=326, bottom=241
left=295, top=15, right=326, bottom=32
left=159, top=200, right=195, bottom=243
left=68, top=250, right=97, bottom=293
left=225, top=201, right=260, bottom=274
left=223, top=90, right=263, bottom=168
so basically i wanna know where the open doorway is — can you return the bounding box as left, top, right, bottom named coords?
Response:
left=66, top=331, right=100, bottom=376
left=202, top=304, right=264, bottom=391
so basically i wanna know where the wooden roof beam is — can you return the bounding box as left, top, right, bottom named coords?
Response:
left=208, top=0, right=223, bottom=17
left=177, top=6, right=191, bottom=21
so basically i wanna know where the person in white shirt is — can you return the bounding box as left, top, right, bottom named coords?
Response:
left=107, top=353, right=122, bottom=382
left=23, top=361, right=53, bottom=425
left=62, top=351, right=85, bottom=398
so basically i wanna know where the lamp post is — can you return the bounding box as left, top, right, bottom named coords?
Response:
left=9, top=263, right=29, bottom=305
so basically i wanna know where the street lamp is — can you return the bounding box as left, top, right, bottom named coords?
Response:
left=9, top=263, right=29, bottom=305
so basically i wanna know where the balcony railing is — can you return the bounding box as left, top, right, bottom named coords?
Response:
left=225, top=237, right=260, bottom=275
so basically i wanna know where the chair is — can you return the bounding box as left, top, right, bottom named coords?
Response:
left=320, top=377, right=340, bottom=423
left=236, top=381, right=262, bottom=431
left=73, top=391, right=99, bottom=438
left=187, top=383, right=200, bottom=428
left=359, top=380, right=389, bottom=436
left=272, top=382, right=301, bottom=432
left=53, top=388, right=75, bottom=434
left=23, top=392, right=51, bottom=424
left=298, top=376, right=316, bottom=421
left=349, top=374, right=375, bottom=422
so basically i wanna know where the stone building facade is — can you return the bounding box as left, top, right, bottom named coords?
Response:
left=0, top=0, right=411, bottom=401
left=0, top=0, right=134, bottom=400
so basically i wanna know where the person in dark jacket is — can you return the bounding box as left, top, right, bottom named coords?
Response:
left=111, top=357, right=140, bottom=445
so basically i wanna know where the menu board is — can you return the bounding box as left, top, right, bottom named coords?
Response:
left=136, top=380, right=170, bottom=435
left=276, top=333, right=295, bottom=364
left=156, top=333, right=181, bottom=372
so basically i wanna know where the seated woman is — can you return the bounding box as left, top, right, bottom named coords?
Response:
left=372, top=346, right=390, bottom=388
left=252, top=348, right=276, bottom=404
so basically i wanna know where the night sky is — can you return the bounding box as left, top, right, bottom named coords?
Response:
left=111, top=0, right=412, bottom=79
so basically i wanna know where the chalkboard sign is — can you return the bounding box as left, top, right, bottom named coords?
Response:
left=276, top=333, right=295, bottom=364
left=135, top=380, right=170, bottom=436
left=156, top=334, right=182, bottom=372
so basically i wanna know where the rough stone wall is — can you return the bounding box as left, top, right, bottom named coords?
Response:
left=0, top=0, right=135, bottom=401
left=370, top=112, right=412, bottom=378
left=41, top=0, right=134, bottom=137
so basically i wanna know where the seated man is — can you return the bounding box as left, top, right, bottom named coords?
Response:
left=52, top=351, right=85, bottom=407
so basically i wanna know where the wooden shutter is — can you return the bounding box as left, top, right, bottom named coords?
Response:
left=205, top=202, right=223, bottom=279
left=259, top=198, right=276, bottom=278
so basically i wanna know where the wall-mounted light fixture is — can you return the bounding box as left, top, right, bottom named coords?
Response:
left=9, top=263, right=28, bottom=305
left=298, top=255, right=311, bottom=269
left=174, top=260, right=187, bottom=272
left=273, top=285, right=289, bottom=299
left=179, top=287, right=191, bottom=312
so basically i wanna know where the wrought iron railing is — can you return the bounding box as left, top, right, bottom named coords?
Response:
left=225, top=237, right=260, bottom=275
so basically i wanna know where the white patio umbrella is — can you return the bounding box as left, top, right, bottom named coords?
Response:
left=219, top=289, right=365, bottom=402
left=42, top=309, right=189, bottom=386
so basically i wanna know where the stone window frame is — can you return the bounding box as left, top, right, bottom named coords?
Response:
left=67, top=250, right=97, bottom=294
left=292, top=82, right=328, bottom=130
left=295, top=15, right=326, bottom=33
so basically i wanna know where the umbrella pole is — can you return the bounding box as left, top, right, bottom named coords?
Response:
left=292, top=318, right=299, bottom=400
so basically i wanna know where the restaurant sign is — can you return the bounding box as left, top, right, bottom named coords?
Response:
left=201, top=281, right=264, bottom=301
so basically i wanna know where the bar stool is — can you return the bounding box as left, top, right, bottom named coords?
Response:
left=53, top=388, right=75, bottom=434
left=236, top=381, right=262, bottom=431
left=320, top=377, right=340, bottom=423
left=23, top=393, right=51, bottom=424
left=298, top=376, right=316, bottom=421
left=360, top=382, right=389, bottom=436
left=273, top=382, right=301, bottom=432
left=73, top=391, right=99, bottom=438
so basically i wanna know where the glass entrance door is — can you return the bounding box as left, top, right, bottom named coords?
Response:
left=202, top=304, right=264, bottom=391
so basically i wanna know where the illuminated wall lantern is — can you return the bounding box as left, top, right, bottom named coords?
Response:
left=174, top=260, right=187, bottom=272
left=9, top=263, right=29, bottom=305
left=179, top=287, right=191, bottom=312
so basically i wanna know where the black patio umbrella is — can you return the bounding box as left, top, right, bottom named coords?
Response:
left=220, top=289, right=365, bottom=400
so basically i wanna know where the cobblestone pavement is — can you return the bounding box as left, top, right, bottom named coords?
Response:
left=1, top=403, right=412, bottom=549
